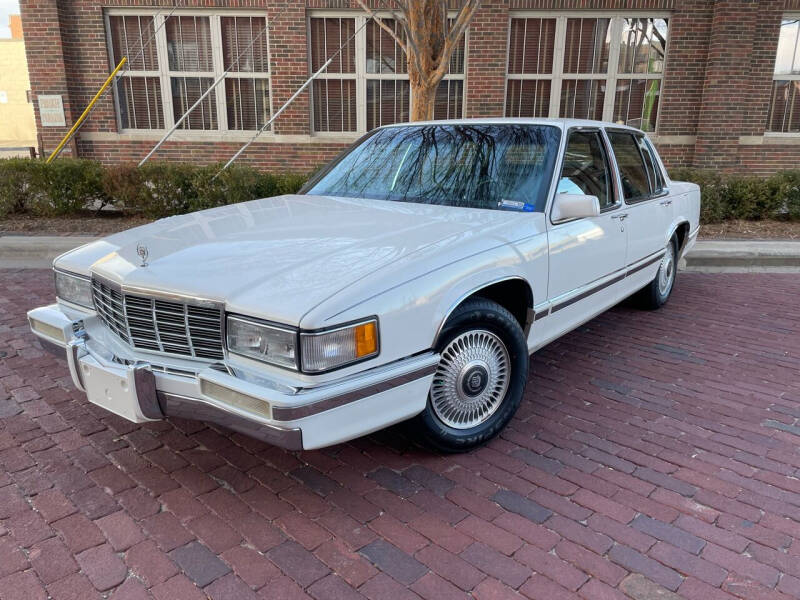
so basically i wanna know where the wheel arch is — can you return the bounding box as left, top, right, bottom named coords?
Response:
left=433, top=276, right=534, bottom=346
left=669, top=220, right=691, bottom=254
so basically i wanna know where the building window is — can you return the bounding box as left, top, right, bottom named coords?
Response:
left=767, top=17, right=800, bottom=133
left=309, top=15, right=466, bottom=134
left=506, top=14, right=668, bottom=132
left=106, top=11, right=271, bottom=132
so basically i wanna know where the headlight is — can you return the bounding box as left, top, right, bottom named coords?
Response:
left=226, top=315, right=298, bottom=369
left=54, top=269, right=93, bottom=309
left=301, top=319, right=379, bottom=373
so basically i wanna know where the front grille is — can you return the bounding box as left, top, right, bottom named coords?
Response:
left=91, top=278, right=224, bottom=360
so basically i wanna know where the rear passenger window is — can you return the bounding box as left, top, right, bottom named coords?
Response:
left=557, top=131, right=613, bottom=210
left=638, top=137, right=665, bottom=194
left=607, top=131, right=650, bottom=201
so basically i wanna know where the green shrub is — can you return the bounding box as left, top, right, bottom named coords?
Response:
left=29, top=158, right=109, bottom=216
left=0, top=158, right=42, bottom=216
left=669, top=168, right=729, bottom=223
left=129, top=163, right=199, bottom=218
left=775, top=170, right=800, bottom=220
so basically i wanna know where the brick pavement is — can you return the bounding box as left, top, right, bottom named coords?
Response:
left=1, top=269, right=799, bottom=600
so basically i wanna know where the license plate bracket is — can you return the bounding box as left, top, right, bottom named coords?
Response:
left=79, top=355, right=155, bottom=423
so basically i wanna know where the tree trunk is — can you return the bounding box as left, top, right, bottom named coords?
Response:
left=411, top=82, right=437, bottom=121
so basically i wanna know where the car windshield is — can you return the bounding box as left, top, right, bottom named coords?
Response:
left=305, top=124, right=562, bottom=212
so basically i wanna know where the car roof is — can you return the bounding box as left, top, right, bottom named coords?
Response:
left=379, top=117, right=646, bottom=135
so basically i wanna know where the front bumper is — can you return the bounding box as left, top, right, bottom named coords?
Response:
left=28, top=304, right=438, bottom=450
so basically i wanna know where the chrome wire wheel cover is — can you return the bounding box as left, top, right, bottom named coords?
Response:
left=658, top=243, right=676, bottom=297
left=430, top=330, right=510, bottom=429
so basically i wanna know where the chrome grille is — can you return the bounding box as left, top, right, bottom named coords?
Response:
left=91, top=278, right=224, bottom=360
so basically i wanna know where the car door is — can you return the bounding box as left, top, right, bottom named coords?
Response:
left=538, top=128, right=627, bottom=344
left=605, top=130, right=672, bottom=270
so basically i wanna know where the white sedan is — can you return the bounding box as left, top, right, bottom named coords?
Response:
left=28, top=119, right=700, bottom=452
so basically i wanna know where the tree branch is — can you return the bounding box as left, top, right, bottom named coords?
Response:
left=354, top=0, right=408, bottom=55
left=430, top=0, right=479, bottom=83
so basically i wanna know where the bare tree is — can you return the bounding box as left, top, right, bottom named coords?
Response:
left=355, top=0, right=480, bottom=121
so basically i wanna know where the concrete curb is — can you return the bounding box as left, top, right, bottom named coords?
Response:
left=681, top=240, right=800, bottom=273
left=2, top=235, right=800, bottom=272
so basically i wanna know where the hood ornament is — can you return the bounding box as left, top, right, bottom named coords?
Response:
left=136, top=243, right=149, bottom=267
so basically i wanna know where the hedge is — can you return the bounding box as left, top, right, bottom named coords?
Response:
left=669, top=168, right=800, bottom=224
left=2, top=158, right=800, bottom=223
left=0, top=158, right=308, bottom=219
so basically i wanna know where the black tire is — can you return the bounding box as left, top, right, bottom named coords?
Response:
left=414, top=297, right=529, bottom=453
left=636, top=235, right=678, bottom=310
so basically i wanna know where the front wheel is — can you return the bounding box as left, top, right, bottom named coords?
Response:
left=414, top=298, right=529, bottom=453
left=636, top=236, right=678, bottom=310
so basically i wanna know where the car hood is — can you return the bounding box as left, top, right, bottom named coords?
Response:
left=58, top=194, right=536, bottom=325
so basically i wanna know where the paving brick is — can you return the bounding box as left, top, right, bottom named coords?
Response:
left=409, top=513, right=472, bottom=553
left=125, top=540, right=179, bottom=587
left=608, top=544, right=683, bottom=592
left=368, top=514, right=428, bottom=554
left=0, top=536, right=29, bottom=577
left=222, top=545, right=281, bottom=589
left=187, top=513, right=242, bottom=553
left=631, top=515, right=706, bottom=555
left=404, top=465, right=455, bottom=497
left=555, top=539, right=627, bottom=587
left=142, top=511, right=194, bottom=552
left=416, top=544, right=484, bottom=591
left=314, top=539, right=377, bottom=588
left=308, top=574, right=365, bottom=600
left=648, top=541, right=727, bottom=587
left=205, top=572, right=260, bottom=600
left=519, top=573, right=581, bottom=600
left=359, top=573, right=422, bottom=600
left=30, top=488, right=77, bottom=523
left=410, top=572, right=466, bottom=600
left=269, top=540, right=330, bottom=587
left=701, top=542, right=780, bottom=588
left=151, top=574, right=207, bottom=600
left=76, top=544, right=128, bottom=591
left=456, top=515, right=523, bottom=555
left=0, top=570, right=47, bottom=600
left=546, top=514, right=613, bottom=555
left=46, top=572, right=101, bottom=600
left=52, top=512, right=105, bottom=553
left=169, top=541, right=231, bottom=587
left=515, top=543, right=589, bottom=591
left=619, top=574, right=682, bottom=600
left=290, top=466, right=339, bottom=497
left=359, top=539, right=427, bottom=585
left=492, top=489, right=552, bottom=523
left=95, top=511, right=146, bottom=552
left=461, top=542, right=529, bottom=589
left=29, top=537, right=79, bottom=584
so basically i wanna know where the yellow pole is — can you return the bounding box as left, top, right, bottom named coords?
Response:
left=46, top=57, right=127, bottom=163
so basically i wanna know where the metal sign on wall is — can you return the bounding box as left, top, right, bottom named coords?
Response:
left=38, top=95, right=66, bottom=127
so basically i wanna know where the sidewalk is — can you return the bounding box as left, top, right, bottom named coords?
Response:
left=1, top=234, right=800, bottom=271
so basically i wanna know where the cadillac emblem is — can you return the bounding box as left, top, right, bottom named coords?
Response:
left=136, top=243, right=149, bottom=267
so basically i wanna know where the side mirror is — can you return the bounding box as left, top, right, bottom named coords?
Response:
left=551, top=193, right=601, bottom=223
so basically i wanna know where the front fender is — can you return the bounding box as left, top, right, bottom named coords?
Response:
left=301, top=232, right=548, bottom=376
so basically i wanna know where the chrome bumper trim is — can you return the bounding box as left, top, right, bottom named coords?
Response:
left=157, top=391, right=303, bottom=450
left=271, top=362, right=437, bottom=421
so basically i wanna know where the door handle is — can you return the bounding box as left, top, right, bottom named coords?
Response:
left=611, top=213, right=629, bottom=221
left=659, top=199, right=673, bottom=206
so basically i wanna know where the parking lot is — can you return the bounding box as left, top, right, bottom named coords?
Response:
left=1, top=269, right=800, bottom=600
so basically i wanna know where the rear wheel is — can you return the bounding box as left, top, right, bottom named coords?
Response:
left=415, top=298, right=529, bottom=453
left=636, top=235, right=678, bottom=310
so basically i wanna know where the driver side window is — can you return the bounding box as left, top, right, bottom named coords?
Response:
left=557, top=131, right=613, bottom=210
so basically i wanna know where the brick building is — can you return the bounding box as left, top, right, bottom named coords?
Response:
left=17, top=1, right=800, bottom=175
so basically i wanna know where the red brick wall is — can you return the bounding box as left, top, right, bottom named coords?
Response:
left=18, top=0, right=800, bottom=174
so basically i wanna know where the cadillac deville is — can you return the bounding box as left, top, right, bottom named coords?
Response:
left=28, top=119, right=700, bottom=452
